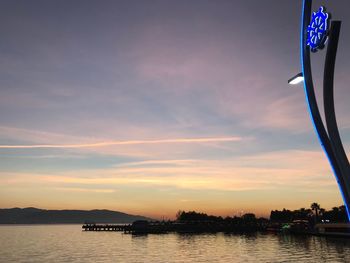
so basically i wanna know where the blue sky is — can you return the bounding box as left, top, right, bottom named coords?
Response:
left=0, top=0, right=350, bottom=218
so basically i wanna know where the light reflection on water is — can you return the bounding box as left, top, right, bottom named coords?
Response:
left=1, top=225, right=350, bottom=262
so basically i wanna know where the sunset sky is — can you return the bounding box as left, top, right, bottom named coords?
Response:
left=1, top=0, right=350, bottom=219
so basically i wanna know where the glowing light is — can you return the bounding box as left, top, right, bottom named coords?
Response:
left=288, top=72, right=304, bottom=85
left=307, top=6, right=329, bottom=52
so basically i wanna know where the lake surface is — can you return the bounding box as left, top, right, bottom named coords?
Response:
left=1, top=225, right=350, bottom=262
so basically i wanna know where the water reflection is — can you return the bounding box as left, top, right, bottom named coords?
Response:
left=1, top=225, right=350, bottom=263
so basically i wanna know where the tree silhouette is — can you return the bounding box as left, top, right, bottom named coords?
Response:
left=311, top=203, right=321, bottom=222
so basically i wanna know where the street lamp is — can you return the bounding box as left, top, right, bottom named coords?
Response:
left=288, top=72, right=304, bottom=85
left=294, top=0, right=350, bottom=220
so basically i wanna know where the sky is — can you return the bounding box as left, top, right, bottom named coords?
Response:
left=1, top=0, right=350, bottom=219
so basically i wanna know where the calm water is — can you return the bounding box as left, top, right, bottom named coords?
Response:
left=1, top=225, right=350, bottom=263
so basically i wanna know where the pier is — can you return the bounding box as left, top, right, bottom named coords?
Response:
left=82, top=220, right=263, bottom=234
left=82, top=224, right=129, bottom=232
left=81, top=221, right=170, bottom=234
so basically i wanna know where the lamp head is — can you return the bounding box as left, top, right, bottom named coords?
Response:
left=288, top=72, right=304, bottom=85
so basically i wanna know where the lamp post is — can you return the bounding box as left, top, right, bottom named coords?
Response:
left=289, top=0, right=350, bottom=220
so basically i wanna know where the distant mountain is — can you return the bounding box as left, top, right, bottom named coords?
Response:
left=0, top=207, right=153, bottom=224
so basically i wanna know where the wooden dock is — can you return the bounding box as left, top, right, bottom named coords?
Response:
left=82, top=220, right=262, bottom=234
left=82, top=224, right=130, bottom=232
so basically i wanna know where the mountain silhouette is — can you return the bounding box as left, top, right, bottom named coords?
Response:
left=0, top=207, right=153, bottom=224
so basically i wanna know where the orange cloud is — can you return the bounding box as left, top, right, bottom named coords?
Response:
left=0, top=150, right=343, bottom=218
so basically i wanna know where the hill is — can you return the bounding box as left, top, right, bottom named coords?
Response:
left=0, top=207, right=153, bottom=224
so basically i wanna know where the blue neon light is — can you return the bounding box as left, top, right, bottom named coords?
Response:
left=307, top=6, right=329, bottom=52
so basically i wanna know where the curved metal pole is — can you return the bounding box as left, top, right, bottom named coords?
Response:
left=301, top=0, right=350, bottom=220
left=323, top=21, right=350, bottom=215
left=323, top=21, right=350, bottom=173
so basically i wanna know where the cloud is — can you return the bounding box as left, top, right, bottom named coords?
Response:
left=54, top=187, right=116, bottom=193
left=0, top=126, right=88, bottom=144
left=0, top=149, right=342, bottom=217
left=0, top=136, right=243, bottom=149
left=0, top=149, right=337, bottom=192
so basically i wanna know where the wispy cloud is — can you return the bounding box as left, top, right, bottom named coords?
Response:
left=0, top=136, right=242, bottom=149
left=1, top=150, right=336, bottom=191
left=54, top=187, right=116, bottom=193
left=0, top=149, right=342, bottom=217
